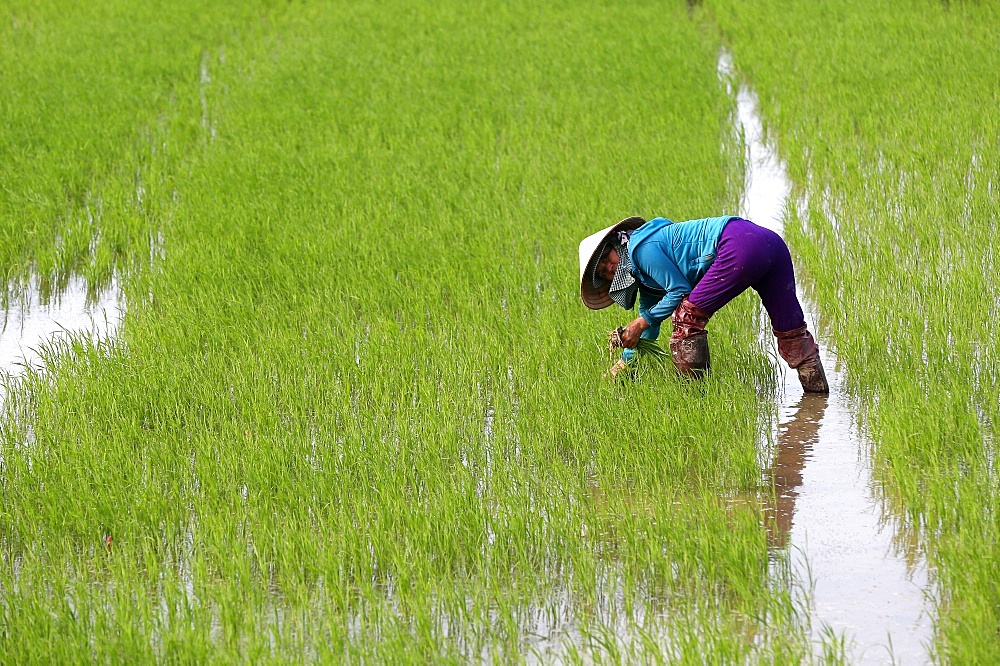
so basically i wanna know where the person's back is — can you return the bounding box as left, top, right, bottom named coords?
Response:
left=629, top=215, right=735, bottom=298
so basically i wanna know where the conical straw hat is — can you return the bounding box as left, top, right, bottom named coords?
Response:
left=578, top=216, right=645, bottom=309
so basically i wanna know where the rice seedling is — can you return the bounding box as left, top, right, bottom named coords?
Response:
left=607, top=327, right=671, bottom=368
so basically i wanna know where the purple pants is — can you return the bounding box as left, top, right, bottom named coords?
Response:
left=688, top=218, right=805, bottom=333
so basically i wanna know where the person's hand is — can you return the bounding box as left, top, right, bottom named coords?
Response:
left=604, top=359, right=629, bottom=379
left=619, top=316, right=649, bottom=348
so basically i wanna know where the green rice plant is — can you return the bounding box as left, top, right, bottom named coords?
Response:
left=634, top=338, right=671, bottom=362
left=607, top=326, right=672, bottom=370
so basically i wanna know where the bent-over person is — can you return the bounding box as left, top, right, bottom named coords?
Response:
left=579, top=215, right=828, bottom=392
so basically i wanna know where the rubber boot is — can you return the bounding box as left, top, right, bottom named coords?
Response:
left=670, top=297, right=711, bottom=378
left=774, top=325, right=829, bottom=393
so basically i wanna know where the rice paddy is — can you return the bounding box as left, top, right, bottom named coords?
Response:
left=2, top=0, right=998, bottom=662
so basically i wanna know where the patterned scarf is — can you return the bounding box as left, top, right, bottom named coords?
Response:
left=591, top=231, right=638, bottom=309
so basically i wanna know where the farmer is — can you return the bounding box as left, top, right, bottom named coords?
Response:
left=579, top=215, right=828, bottom=392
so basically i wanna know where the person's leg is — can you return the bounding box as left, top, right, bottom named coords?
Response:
left=674, top=218, right=776, bottom=377
left=668, top=297, right=711, bottom=378
left=687, top=218, right=778, bottom=316
left=744, top=226, right=828, bottom=392
left=684, top=219, right=827, bottom=391
left=774, top=324, right=828, bottom=392
left=745, top=228, right=806, bottom=333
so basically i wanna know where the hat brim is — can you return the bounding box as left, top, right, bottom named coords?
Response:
left=578, top=216, right=645, bottom=309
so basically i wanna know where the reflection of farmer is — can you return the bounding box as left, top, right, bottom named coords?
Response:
left=764, top=393, right=826, bottom=548
left=579, top=215, right=828, bottom=392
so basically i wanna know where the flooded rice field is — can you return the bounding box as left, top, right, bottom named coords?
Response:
left=4, top=1, right=996, bottom=661
left=720, top=49, right=933, bottom=663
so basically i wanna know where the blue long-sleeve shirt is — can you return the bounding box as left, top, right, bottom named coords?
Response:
left=621, top=215, right=737, bottom=362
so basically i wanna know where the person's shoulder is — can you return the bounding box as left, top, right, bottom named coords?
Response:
left=631, top=218, right=671, bottom=247
left=635, top=217, right=673, bottom=235
left=645, top=216, right=674, bottom=226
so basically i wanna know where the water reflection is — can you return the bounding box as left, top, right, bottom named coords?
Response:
left=763, top=393, right=827, bottom=550
left=0, top=275, right=122, bottom=379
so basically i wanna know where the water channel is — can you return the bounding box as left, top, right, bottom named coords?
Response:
left=719, top=49, right=933, bottom=664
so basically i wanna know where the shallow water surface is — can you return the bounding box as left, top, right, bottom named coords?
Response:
left=0, top=277, right=123, bottom=380
left=720, top=48, right=933, bottom=664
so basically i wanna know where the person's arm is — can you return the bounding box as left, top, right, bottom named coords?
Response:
left=643, top=287, right=687, bottom=326
left=633, top=240, right=692, bottom=328
left=607, top=232, right=690, bottom=376
left=621, top=291, right=663, bottom=363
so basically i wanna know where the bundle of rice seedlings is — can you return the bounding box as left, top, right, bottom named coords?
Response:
left=608, top=327, right=671, bottom=366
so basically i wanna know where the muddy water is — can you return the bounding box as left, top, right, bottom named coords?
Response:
left=719, top=50, right=933, bottom=663
left=0, top=276, right=122, bottom=381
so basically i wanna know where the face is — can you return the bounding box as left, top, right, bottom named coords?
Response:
left=595, top=246, right=620, bottom=282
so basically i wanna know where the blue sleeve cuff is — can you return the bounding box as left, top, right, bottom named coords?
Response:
left=621, top=321, right=663, bottom=363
